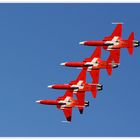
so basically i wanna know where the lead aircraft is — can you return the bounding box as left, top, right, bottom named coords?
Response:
left=79, top=24, right=140, bottom=64
left=36, top=90, right=89, bottom=122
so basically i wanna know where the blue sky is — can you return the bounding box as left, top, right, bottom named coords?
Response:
left=0, top=3, right=140, bottom=136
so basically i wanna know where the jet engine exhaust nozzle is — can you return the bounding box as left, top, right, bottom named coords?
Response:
left=84, top=101, right=89, bottom=107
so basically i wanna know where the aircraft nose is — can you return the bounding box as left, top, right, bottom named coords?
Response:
left=79, top=41, right=85, bottom=45
left=36, top=100, right=41, bottom=103
left=60, top=62, right=66, bottom=66
left=48, top=85, right=53, bottom=88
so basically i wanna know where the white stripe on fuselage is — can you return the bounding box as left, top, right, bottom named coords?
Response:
left=105, top=36, right=120, bottom=50
left=85, top=57, right=99, bottom=68
left=86, top=58, right=99, bottom=71
left=71, top=80, right=84, bottom=93
left=59, top=96, right=72, bottom=109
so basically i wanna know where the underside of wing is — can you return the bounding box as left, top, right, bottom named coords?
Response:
left=62, top=108, right=72, bottom=122
left=89, top=69, right=100, bottom=84
left=109, top=49, right=120, bottom=64
left=76, top=91, right=85, bottom=114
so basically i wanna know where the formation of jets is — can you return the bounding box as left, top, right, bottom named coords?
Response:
left=36, top=23, right=140, bottom=122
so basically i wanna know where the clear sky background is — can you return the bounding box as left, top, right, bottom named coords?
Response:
left=0, top=3, right=140, bottom=137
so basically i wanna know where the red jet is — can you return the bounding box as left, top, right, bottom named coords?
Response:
left=60, top=47, right=118, bottom=89
left=48, top=69, right=102, bottom=100
left=36, top=90, right=89, bottom=122
left=79, top=24, right=140, bottom=64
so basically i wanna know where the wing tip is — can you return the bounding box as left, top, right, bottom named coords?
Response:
left=112, top=22, right=124, bottom=24
left=66, top=116, right=72, bottom=122
left=79, top=109, right=83, bottom=114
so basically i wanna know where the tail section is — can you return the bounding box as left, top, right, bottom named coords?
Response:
left=127, top=32, right=134, bottom=55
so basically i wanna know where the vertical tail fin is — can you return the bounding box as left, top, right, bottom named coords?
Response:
left=127, top=32, right=134, bottom=55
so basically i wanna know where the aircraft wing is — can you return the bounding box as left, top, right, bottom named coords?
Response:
left=76, top=69, right=86, bottom=82
left=63, top=90, right=73, bottom=98
left=58, top=90, right=73, bottom=122
left=84, top=47, right=101, bottom=62
left=90, top=47, right=102, bottom=59
left=62, top=108, right=72, bottom=122
left=110, top=24, right=122, bottom=37
left=76, top=91, right=85, bottom=114
left=89, top=69, right=100, bottom=84
left=109, top=49, right=120, bottom=64
left=104, top=24, right=122, bottom=41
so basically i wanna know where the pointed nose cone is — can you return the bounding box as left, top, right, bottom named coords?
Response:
left=36, top=100, right=41, bottom=104
left=60, top=62, right=66, bottom=66
left=48, top=85, right=53, bottom=88
left=79, top=41, right=85, bottom=45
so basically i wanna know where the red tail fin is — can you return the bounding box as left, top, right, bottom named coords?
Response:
left=127, top=32, right=134, bottom=55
